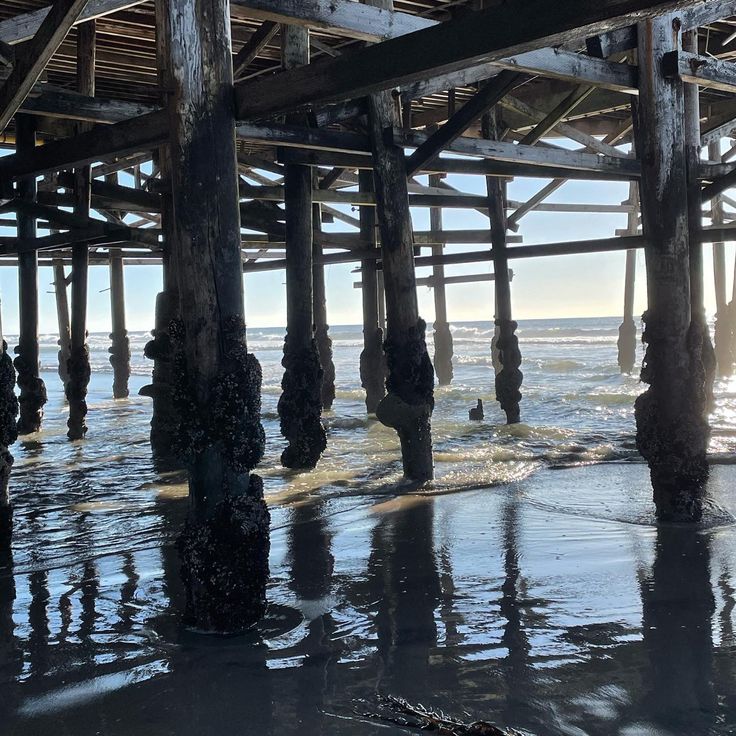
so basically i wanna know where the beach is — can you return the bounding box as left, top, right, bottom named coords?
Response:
left=2, top=317, right=736, bottom=735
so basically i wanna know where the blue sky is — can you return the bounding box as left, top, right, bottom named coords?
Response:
left=0, top=159, right=731, bottom=334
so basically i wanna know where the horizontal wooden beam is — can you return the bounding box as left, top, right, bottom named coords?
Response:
left=0, top=110, right=167, bottom=179
left=229, top=0, right=433, bottom=43
left=236, top=121, right=370, bottom=153
left=0, top=0, right=147, bottom=45
left=397, top=129, right=641, bottom=179
left=663, top=49, right=736, bottom=94
left=493, top=49, right=638, bottom=94
left=584, top=0, right=736, bottom=59
left=234, top=0, right=685, bottom=120
left=0, top=0, right=90, bottom=134
left=19, top=88, right=158, bottom=124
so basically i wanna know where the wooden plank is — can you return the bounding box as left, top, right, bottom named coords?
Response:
left=0, top=109, right=168, bottom=179
left=0, top=0, right=91, bottom=134
left=405, top=71, right=522, bottom=177
left=663, top=49, right=736, bottom=94
left=0, top=0, right=146, bottom=45
left=20, top=88, right=158, bottom=124
left=492, top=49, right=638, bottom=94
left=229, top=0, right=433, bottom=42
left=235, top=0, right=675, bottom=119
left=397, top=129, right=641, bottom=178
left=233, top=20, right=279, bottom=79
left=236, top=120, right=370, bottom=152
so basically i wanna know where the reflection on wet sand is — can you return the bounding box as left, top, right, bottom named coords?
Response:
left=3, top=460, right=736, bottom=734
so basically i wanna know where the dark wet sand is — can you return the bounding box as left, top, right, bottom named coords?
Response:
left=3, top=459, right=736, bottom=736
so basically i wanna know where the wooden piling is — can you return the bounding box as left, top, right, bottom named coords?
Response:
left=108, top=248, right=130, bottom=398
left=278, top=25, right=326, bottom=469
left=429, top=173, right=454, bottom=386
left=66, top=21, right=95, bottom=440
left=163, top=0, right=268, bottom=632
left=683, top=30, right=715, bottom=410
left=708, top=139, right=733, bottom=376
left=0, top=298, right=18, bottom=542
left=142, top=0, right=179, bottom=463
left=52, top=257, right=71, bottom=391
left=368, top=85, right=434, bottom=482
left=483, top=109, right=522, bottom=424
left=312, top=198, right=336, bottom=412
left=358, top=169, right=386, bottom=414
left=14, top=114, right=46, bottom=435
left=617, top=181, right=639, bottom=374
left=634, top=16, right=709, bottom=522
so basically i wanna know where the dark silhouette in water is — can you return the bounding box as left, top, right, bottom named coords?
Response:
left=469, top=399, right=484, bottom=421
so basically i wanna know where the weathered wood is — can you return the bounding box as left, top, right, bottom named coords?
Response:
left=230, top=0, right=431, bottom=42
left=66, top=20, right=95, bottom=442
left=143, top=0, right=179, bottom=463
left=405, top=71, right=521, bottom=177
left=233, top=20, right=279, bottom=79
left=683, top=30, right=715, bottom=409
left=52, top=256, right=71, bottom=391
left=663, top=49, right=736, bottom=94
left=0, top=0, right=90, bottom=134
left=368, top=83, right=433, bottom=481
left=635, top=15, right=708, bottom=522
left=0, top=110, right=168, bottom=180
left=518, top=85, right=594, bottom=146
left=398, top=129, right=641, bottom=179
left=586, top=0, right=736, bottom=61
left=312, top=195, right=335, bottom=412
left=428, top=172, right=453, bottom=386
left=483, top=109, right=521, bottom=424
left=358, top=168, right=385, bottom=414
left=164, top=0, right=268, bottom=633
left=618, top=180, right=639, bottom=374
left=234, top=0, right=686, bottom=120
left=0, top=0, right=146, bottom=45
left=492, top=49, right=638, bottom=94
left=19, top=89, right=158, bottom=125
left=14, top=115, right=46, bottom=435
left=278, top=25, right=326, bottom=470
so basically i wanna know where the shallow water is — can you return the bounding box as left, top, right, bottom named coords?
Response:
left=2, top=317, right=736, bottom=735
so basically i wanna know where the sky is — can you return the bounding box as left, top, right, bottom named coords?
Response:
left=0, top=153, right=732, bottom=335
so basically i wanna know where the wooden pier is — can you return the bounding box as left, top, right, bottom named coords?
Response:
left=0, top=0, right=736, bottom=630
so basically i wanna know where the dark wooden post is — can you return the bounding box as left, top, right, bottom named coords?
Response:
left=163, top=0, right=268, bottom=632
left=52, top=257, right=71, bottom=391
left=368, top=90, right=434, bottom=482
left=683, top=30, right=715, bottom=410
left=278, top=25, right=326, bottom=469
left=66, top=21, right=95, bottom=440
left=709, top=139, right=733, bottom=376
left=635, top=15, right=709, bottom=522
left=142, top=0, right=180, bottom=462
left=358, top=169, right=386, bottom=414
left=14, top=114, right=47, bottom=435
left=429, top=173, right=453, bottom=386
left=312, top=198, right=335, bottom=412
left=618, top=181, right=639, bottom=374
left=108, top=248, right=130, bottom=398
left=483, top=110, right=522, bottom=424
left=0, top=299, right=18, bottom=542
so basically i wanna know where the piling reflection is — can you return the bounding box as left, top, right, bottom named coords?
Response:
left=640, top=525, right=717, bottom=732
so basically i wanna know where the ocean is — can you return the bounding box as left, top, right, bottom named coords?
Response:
left=2, top=316, right=736, bottom=735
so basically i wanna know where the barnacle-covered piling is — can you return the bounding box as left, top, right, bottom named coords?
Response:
left=163, top=0, right=270, bottom=630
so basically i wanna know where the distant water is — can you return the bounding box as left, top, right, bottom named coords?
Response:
left=3, top=316, right=736, bottom=735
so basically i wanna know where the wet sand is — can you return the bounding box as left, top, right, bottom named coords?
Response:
left=3, top=457, right=736, bottom=735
